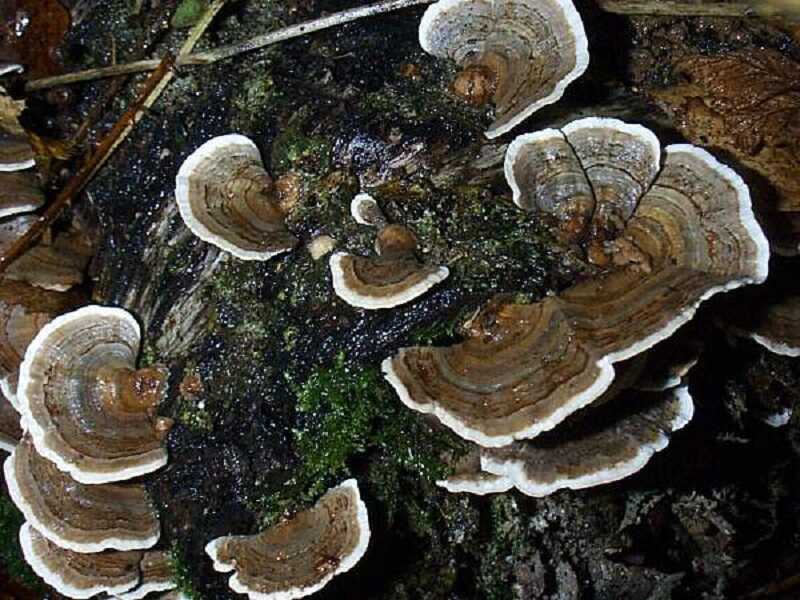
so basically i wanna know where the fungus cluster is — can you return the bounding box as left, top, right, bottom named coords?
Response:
left=1, top=304, right=176, bottom=598
left=206, top=479, right=370, bottom=600
left=383, top=118, right=769, bottom=493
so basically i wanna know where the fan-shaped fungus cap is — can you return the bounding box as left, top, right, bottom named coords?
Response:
left=419, top=0, right=589, bottom=138
left=0, top=281, right=82, bottom=408
left=0, top=216, right=91, bottom=290
left=506, top=118, right=661, bottom=251
left=479, top=385, right=694, bottom=496
left=19, top=522, right=143, bottom=599
left=205, top=479, right=370, bottom=600
left=17, top=305, right=170, bottom=484
left=175, top=134, right=298, bottom=261
left=0, top=388, right=21, bottom=452
left=0, top=171, right=45, bottom=217
left=725, top=293, right=800, bottom=357
left=4, top=436, right=160, bottom=553
left=384, top=119, right=768, bottom=447
left=330, top=225, right=449, bottom=310
left=0, top=63, right=23, bottom=76
left=350, top=193, right=386, bottom=227
left=441, top=377, right=693, bottom=496
left=114, top=551, right=176, bottom=600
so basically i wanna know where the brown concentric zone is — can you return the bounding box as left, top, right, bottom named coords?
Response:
left=7, top=436, right=159, bottom=551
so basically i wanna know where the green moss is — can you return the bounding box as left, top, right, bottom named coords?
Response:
left=252, top=353, right=466, bottom=527
left=169, top=543, right=204, bottom=600
left=0, top=496, right=42, bottom=590
left=271, top=126, right=332, bottom=176
left=177, top=398, right=213, bottom=432
left=171, top=0, right=208, bottom=28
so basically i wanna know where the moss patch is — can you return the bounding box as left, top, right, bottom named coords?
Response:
left=0, top=496, right=42, bottom=590
left=171, top=0, right=209, bottom=28
left=251, top=353, right=466, bottom=527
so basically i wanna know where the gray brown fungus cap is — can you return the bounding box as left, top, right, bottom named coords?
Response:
left=19, top=522, right=143, bottom=599
left=18, top=305, right=170, bottom=484
left=419, top=0, right=589, bottom=138
left=176, top=134, right=297, bottom=261
left=4, top=436, right=160, bottom=553
left=330, top=224, right=449, bottom=310
left=206, top=479, right=370, bottom=600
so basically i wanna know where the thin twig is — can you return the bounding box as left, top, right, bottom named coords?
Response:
left=0, top=0, right=228, bottom=274
left=26, top=0, right=433, bottom=92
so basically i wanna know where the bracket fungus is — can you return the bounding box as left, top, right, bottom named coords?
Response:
left=444, top=384, right=694, bottom=497
left=206, top=479, right=370, bottom=600
left=0, top=170, right=45, bottom=218
left=419, top=0, right=589, bottom=138
left=19, top=522, right=144, bottom=599
left=0, top=215, right=91, bottom=291
left=17, top=305, right=171, bottom=484
left=330, top=223, right=449, bottom=310
left=176, top=134, right=298, bottom=261
left=724, top=293, right=800, bottom=357
left=0, top=280, right=83, bottom=408
left=384, top=118, right=769, bottom=447
left=0, top=388, right=21, bottom=452
left=113, top=551, right=176, bottom=600
left=4, top=436, right=160, bottom=553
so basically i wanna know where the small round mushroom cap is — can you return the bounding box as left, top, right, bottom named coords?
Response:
left=0, top=388, right=21, bottom=452
left=0, top=171, right=45, bottom=217
left=419, top=0, right=589, bottom=138
left=18, top=305, right=169, bottom=484
left=205, top=479, right=370, bottom=600
left=0, top=215, right=91, bottom=291
left=175, top=134, right=298, bottom=261
left=19, top=522, right=142, bottom=599
left=350, top=193, right=386, bottom=227
left=330, top=225, right=448, bottom=310
left=4, top=436, right=160, bottom=553
left=0, top=280, right=83, bottom=407
left=384, top=120, right=769, bottom=447
left=478, top=385, right=694, bottom=497
left=114, top=551, right=176, bottom=600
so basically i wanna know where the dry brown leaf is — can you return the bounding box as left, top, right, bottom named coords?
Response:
left=1, top=0, right=71, bottom=78
left=654, top=50, right=800, bottom=212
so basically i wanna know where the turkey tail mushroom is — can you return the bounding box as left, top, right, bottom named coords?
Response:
left=17, top=305, right=170, bottom=484
left=176, top=134, right=298, bottom=261
left=330, top=224, right=449, bottom=310
left=384, top=119, right=769, bottom=448
left=205, top=479, right=370, bottom=600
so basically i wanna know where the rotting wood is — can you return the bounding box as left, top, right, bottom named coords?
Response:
left=25, top=0, right=434, bottom=91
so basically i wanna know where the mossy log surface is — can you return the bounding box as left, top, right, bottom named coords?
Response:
left=2, top=1, right=800, bottom=599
